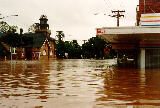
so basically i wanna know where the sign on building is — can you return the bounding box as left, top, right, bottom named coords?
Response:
left=96, top=28, right=105, bottom=36
left=140, top=13, right=160, bottom=26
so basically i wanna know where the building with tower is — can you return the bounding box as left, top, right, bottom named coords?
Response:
left=35, top=15, right=51, bottom=36
left=21, top=15, right=56, bottom=60
left=0, top=15, right=56, bottom=60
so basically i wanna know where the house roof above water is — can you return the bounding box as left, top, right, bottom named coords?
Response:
left=23, top=33, right=55, bottom=48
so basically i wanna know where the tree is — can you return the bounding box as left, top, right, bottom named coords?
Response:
left=0, top=21, right=18, bottom=33
left=82, top=36, right=115, bottom=59
left=28, top=23, right=39, bottom=33
left=55, top=40, right=65, bottom=59
left=55, top=31, right=66, bottom=59
left=70, top=40, right=82, bottom=59
left=56, top=31, right=65, bottom=41
left=55, top=38, right=82, bottom=59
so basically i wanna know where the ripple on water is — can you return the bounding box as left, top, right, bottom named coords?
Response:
left=0, top=59, right=160, bottom=107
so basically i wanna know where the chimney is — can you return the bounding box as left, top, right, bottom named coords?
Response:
left=20, top=28, right=23, bottom=35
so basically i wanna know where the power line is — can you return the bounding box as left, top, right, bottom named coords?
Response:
left=103, top=0, right=111, bottom=10
left=105, top=0, right=115, bottom=10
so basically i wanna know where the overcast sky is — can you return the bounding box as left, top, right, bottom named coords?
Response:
left=0, top=0, right=139, bottom=44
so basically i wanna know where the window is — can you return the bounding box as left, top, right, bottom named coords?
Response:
left=10, top=47, right=17, bottom=54
left=50, top=51, right=53, bottom=55
left=43, top=50, right=46, bottom=55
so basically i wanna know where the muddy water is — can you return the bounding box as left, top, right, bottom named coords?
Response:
left=0, top=59, right=160, bottom=108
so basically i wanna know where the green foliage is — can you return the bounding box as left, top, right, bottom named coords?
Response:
left=68, top=40, right=82, bottom=59
left=82, top=36, right=115, bottom=59
left=56, top=31, right=65, bottom=41
left=0, top=21, right=18, bottom=33
left=55, top=31, right=82, bottom=59
left=55, top=40, right=82, bottom=59
left=55, top=36, right=116, bottom=59
left=55, top=40, right=66, bottom=58
left=0, top=22, right=19, bottom=59
left=28, top=23, right=39, bottom=33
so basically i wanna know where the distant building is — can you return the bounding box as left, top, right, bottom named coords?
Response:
left=0, top=15, right=56, bottom=60
left=22, top=33, right=56, bottom=60
left=21, top=15, right=56, bottom=60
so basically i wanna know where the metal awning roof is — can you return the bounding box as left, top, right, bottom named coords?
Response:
left=97, top=26, right=160, bottom=43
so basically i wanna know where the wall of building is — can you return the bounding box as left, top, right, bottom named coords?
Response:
left=39, top=40, right=56, bottom=60
left=139, top=0, right=160, bottom=15
left=145, top=48, right=160, bottom=68
left=49, top=40, right=56, bottom=58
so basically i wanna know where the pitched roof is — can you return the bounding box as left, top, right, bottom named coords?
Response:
left=23, top=33, right=55, bottom=48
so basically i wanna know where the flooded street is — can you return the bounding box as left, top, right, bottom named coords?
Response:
left=0, top=59, right=160, bottom=108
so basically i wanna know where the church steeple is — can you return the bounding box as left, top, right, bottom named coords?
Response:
left=35, top=15, right=51, bottom=36
left=39, top=15, right=49, bottom=29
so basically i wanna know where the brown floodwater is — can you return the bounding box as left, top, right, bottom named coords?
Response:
left=0, top=59, right=160, bottom=108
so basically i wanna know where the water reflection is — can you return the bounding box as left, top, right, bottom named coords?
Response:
left=0, top=59, right=160, bottom=108
left=96, top=67, right=160, bottom=107
left=0, top=60, right=51, bottom=107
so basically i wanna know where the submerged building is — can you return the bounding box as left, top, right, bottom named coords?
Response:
left=97, top=0, right=160, bottom=68
left=22, top=15, right=56, bottom=60
left=0, top=15, right=56, bottom=60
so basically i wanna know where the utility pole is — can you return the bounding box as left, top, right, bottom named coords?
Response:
left=110, top=10, right=125, bottom=27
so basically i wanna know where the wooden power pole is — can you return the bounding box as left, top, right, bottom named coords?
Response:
left=110, top=10, right=125, bottom=27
